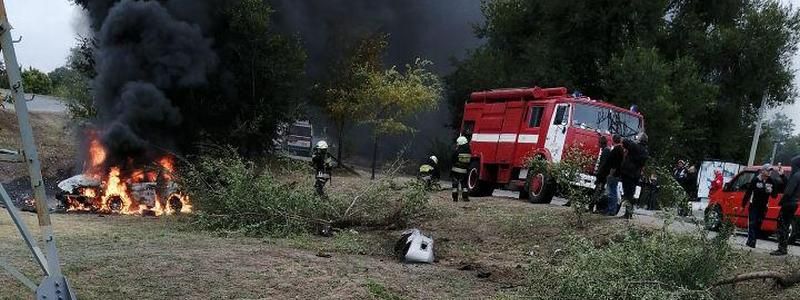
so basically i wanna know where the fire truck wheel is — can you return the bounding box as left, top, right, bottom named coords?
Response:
left=467, top=162, right=494, bottom=197
left=526, top=168, right=554, bottom=204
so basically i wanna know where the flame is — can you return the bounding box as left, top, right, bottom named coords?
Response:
left=64, top=133, right=192, bottom=216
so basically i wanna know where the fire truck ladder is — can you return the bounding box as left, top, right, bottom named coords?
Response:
left=0, top=0, right=77, bottom=299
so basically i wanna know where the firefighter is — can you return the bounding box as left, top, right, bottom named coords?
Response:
left=418, top=155, right=441, bottom=190
left=589, top=135, right=611, bottom=213
left=312, top=140, right=334, bottom=197
left=742, top=164, right=780, bottom=248
left=451, top=136, right=472, bottom=202
left=772, top=155, right=799, bottom=256
left=620, top=132, right=649, bottom=219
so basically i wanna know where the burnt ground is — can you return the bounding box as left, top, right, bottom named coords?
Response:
left=2, top=190, right=800, bottom=299
left=0, top=109, right=78, bottom=209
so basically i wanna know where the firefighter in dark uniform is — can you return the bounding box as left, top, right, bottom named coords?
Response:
left=418, top=155, right=440, bottom=189
left=451, top=136, right=472, bottom=202
left=772, top=155, right=800, bottom=256
left=312, top=140, right=334, bottom=197
left=742, top=164, right=780, bottom=248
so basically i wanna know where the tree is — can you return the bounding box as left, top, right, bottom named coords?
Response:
left=21, top=67, right=52, bottom=95
left=448, top=0, right=800, bottom=165
left=318, top=34, right=388, bottom=163
left=356, top=58, right=443, bottom=179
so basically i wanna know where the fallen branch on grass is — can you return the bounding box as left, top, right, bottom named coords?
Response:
left=713, top=270, right=800, bottom=289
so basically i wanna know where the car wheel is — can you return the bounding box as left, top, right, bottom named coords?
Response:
left=467, top=161, right=493, bottom=197
left=526, top=167, right=554, bottom=204
left=704, top=205, right=723, bottom=232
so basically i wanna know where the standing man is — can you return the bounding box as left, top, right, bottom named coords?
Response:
left=772, top=156, right=800, bottom=256
left=605, top=135, right=625, bottom=216
left=742, top=164, right=779, bottom=248
left=451, top=136, right=472, bottom=202
left=673, top=160, right=688, bottom=186
left=312, top=141, right=334, bottom=197
left=620, top=133, right=649, bottom=219
left=590, top=136, right=611, bottom=213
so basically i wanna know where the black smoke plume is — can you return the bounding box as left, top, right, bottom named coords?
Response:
left=75, top=0, right=217, bottom=167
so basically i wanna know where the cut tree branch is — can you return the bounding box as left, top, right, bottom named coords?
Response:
left=713, top=271, right=800, bottom=289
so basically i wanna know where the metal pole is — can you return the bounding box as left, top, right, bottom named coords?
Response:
left=0, top=0, right=75, bottom=298
left=747, top=97, right=767, bottom=166
left=770, top=142, right=779, bottom=165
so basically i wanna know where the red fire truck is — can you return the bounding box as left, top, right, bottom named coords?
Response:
left=460, top=86, right=644, bottom=203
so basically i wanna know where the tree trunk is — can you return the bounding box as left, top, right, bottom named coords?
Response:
left=371, top=137, right=378, bottom=180
left=337, top=124, right=344, bottom=165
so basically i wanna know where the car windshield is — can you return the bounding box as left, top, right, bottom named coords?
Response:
left=289, top=125, right=312, bottom=137
left=572, top=104, right=641, bottom=137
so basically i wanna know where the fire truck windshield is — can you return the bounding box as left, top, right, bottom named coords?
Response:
left=572, top=104, right=641, bottom=137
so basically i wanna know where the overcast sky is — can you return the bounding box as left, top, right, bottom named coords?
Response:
left=5, top=0, right=800, bottom=132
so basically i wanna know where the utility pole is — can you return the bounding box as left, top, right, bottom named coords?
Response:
left=0, top=0, right=77, bottom=298
left=747, top=96, right=767, bottom=166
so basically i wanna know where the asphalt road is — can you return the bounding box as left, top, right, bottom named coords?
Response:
left=0, top=90, right=68, bottom=113
left=491, top=189, right=800, bottom=257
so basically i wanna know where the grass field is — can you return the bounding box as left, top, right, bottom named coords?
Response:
left=2, top=191, right=800, bottom=299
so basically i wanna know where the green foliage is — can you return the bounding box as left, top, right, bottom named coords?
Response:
left=356, top=58, right=443, bottom=137
left=49, top=44, right=97, bottom=121
left=184, top=148, right=430, bottom=236
left=529, top=227, right=738, bottom=299
left=528, top=146, right=595, bottom=227
left=317, top=34, right=388, bottom=161
left=21, top=67, right=52, bottom=95
left=449, top=0, right=800, bottom=164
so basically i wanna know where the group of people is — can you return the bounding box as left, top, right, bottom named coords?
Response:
left=591, top=132, right=650, bottom=219
left=741, top=156, right=800, bottom=256
left=309, top=136, right=472, bottom=204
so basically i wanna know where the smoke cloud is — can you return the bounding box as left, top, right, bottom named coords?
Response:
left=269, top=0, right=484, bottom=159
left=79, top=0, right=217, bottom=166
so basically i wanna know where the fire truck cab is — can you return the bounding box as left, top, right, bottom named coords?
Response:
left=460, top=86, right=644, bottom=203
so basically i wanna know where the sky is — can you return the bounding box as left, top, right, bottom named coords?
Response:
left=4, top=0, right=800, bottom=132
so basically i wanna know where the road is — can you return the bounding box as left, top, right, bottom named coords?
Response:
left=491, top=189, right=800, bottom=256
left=0, top=89, right=68, bottom=113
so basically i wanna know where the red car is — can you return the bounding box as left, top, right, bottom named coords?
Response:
left=704, top=166, right=799, bottom=244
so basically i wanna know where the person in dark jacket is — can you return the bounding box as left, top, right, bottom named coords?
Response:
left=451, top=136, right=472, bottom=202
left=620, top=132, right=649, bottom=219
left=742, top=164, right=780, bottom=248
left=589, top=136, right=611, bottom=213
left=418, top=155, right=441, bottom=189
left=312, top=141, right=334, bottom=197
left=771, top=156, right=800, bottom=256
left=644, top=173, right=660, bottom=211
left=605, top=135, right=625, bottom=216
left=673, top=160, right=688, bottom=186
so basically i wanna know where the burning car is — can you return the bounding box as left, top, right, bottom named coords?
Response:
left=57, top=131, right=192, bottom=216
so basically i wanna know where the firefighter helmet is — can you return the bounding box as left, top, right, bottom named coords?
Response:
left=430, top=156, right=438, bottom=164
left=456, top=136, right=468, bottom=146
left=316, top=141, right=329, bottom=150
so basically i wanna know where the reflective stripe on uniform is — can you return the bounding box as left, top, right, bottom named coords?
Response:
left=451, top=167, right=467, bottom=174
left=452, top=188, right=459, bottom=193
left=457, top=154, right=471, bottom=164
left=419, top=164, right=434, bottom=173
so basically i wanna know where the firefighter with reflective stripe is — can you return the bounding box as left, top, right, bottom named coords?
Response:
left=451, top=136, right=472, bottom=202
left=418, top=155, right=440, bottom=189
left=312, top=141, right=334, bottom=197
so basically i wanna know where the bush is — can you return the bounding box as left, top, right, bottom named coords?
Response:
left=182, top=147, right=429, bottom=236
left=528, top=146, right=595, bottom=227
left=528, top=226, right=737, bottom=299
